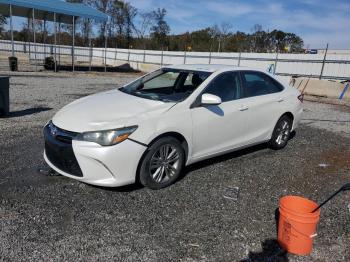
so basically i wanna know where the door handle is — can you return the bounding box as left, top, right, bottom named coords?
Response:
left=277, top=97, right=284, bottom=102
left=239, top=105, right=249, bottom=111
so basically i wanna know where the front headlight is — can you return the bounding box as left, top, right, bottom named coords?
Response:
left=75, top=126, right=138, bottom=146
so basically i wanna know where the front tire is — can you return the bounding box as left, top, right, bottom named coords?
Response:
left=269, top=115, right=292, bottom=150
left=139, top=137, right=185, bottom=190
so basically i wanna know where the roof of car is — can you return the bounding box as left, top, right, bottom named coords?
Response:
left=163, top=64, right=261, bottom=73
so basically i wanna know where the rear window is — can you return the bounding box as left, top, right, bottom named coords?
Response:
left=241, top=71, right=284, bottom=98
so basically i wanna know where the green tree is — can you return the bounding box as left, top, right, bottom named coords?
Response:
left=269, top=30, right=303, bottom=52
left=284, top=33, right=304, bottom=52
left=270, top=29, right=286, bottom=52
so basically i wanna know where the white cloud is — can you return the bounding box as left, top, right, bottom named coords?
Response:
left=128, top=0, right=350, bottom=48
left=203, top=0, right=350, bottom=48
left=205, top=1, right=284, bottom=17
left=205, top=2, right=253, bottom=17
left=302, top=31, right=350, bottom=49
left=269, top=11, right=349, bottom=32
left=127, top=0, right=155, bottom=10
left=265, top=8, right=350, bottom=48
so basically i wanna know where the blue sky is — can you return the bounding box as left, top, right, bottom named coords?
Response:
left=129, top=0, right=350, bottom=49
left=7, top=0, right=350, bottom=49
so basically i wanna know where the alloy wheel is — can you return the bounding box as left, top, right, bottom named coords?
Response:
left=275, top=120, right=290, bottom=145
left=149, top=144, right=180, bottom=183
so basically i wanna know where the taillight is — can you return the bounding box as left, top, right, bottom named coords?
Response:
left=298, top=94, right=304, bottom=102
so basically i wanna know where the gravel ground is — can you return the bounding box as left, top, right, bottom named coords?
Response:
left=0, top=72, right=349, bottom=262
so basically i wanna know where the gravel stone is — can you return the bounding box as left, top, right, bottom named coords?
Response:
left=0, top=71, right=349, bottom=261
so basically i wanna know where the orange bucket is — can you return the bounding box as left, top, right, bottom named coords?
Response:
left=278, top=196, right=320, bottom=255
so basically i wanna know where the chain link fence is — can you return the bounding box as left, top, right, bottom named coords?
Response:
left=1, top=40, right=349, bottom=80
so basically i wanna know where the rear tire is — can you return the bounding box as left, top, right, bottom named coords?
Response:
left=269, top=115, right=292, bottom=150
left=139, top=137, right=185, bottom=190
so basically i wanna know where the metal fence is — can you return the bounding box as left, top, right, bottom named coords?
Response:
left=1, top=39, right=349, bottom=80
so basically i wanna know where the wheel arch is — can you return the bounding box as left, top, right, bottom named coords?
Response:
left=135, top=131, right=190, bottom=183
left=269, top=112, right=295, bottom=139
left=281, top=112, right=294, bottom=123
left=147, top=132, right=189, bottom=161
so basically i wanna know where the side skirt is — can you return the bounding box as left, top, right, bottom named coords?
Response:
left=186, top=140, right=270, bottom=166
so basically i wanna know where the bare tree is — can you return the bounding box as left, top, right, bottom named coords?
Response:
left=93, top=0, right=111, bottom=43
left=219, top=22, right=232, bottom=52
left=80, top=18, right=93, bottom=46
left=150, top=8, right=170, bottom=49
left=250, top=23, right=263, bottom=52
left=135, top=11, right=154, bottom=43
left=208, top=25, right=220, bottom=52
left=252, top=24, right=263, bottom=33
left=0, top=15, right=7, bottom=37
left=109, top=1, right=137, bottom=48
left=123, top=2, right=137, bottom=47
left=109, top=0, right=124, bottom=47
left=81, top=0, right=94, bottom=46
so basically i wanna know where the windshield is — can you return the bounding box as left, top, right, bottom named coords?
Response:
left=120, top=68, right=212, bottom=102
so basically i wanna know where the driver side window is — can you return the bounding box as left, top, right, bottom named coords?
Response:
left=204, top=72, right=241, bottom=102
left=143, top=72, right=180, bottom=90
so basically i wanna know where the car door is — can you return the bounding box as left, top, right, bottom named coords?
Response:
left=190, top=71, right=248, bottom=160
left=238, top=71, right=286, bottom=144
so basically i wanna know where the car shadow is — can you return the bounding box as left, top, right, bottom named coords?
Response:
left=180, top=142, right=269, bottom=180
left=84, top=143, right=269, bottom=192
left=6, top=107, right=52, bottom=118
left=89, top=183, right=144, bottom=192
left=240, top=238, right=288, bottom=262
left=302, top=118, right=350, bottom=123
left=179, top=131, right=296, bottom=183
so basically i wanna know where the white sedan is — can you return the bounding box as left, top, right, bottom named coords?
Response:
left=44, top=64, right=303, bottom=189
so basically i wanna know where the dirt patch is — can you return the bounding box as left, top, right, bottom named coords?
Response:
left=331, top=104, right=350, bottom=113
left=304, top=95, right=350, bottom=108
left=316, top=148, right=350, bottom=173
left=295, top=146, right=350, bottom=198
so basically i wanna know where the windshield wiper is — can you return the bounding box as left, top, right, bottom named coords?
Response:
left=132, top=91, right=161, bottom=101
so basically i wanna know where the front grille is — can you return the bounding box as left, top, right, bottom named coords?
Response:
left=47, top=121, right=78, bottom=144
left=44, top=123, right=83, bottom=177
left=56, top=134, right=74, bottom=144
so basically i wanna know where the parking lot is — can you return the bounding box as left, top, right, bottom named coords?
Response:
left=0, top=72, right=349, bottom=261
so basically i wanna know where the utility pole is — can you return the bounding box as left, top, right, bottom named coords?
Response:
left=319, top=43, right=329, bottom=80
left=218, top=38, right=221, bottom=53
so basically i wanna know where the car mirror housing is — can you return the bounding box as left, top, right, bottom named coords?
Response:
left=201, top=93, right=222, bottom=106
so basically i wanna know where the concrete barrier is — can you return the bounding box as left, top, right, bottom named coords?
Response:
left=292, top=78, right=350, bottom=101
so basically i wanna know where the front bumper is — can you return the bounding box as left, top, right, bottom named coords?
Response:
left=44, top=124, right=147, bottom=187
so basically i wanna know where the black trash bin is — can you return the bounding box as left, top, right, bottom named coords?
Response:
left=44, top=56, right=57, bottom=71
left=8, top=56, right=18, bottom=71
left=0, top=76, right=10, bottom=117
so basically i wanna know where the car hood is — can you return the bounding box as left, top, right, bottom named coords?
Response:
left=52, top=89, right=174, bottom=132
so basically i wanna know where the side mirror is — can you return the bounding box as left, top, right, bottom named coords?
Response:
left=201, top=93, right=222, bottom=106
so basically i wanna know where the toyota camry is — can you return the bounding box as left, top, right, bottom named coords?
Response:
left=44, top=64, right=303, bottom=189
